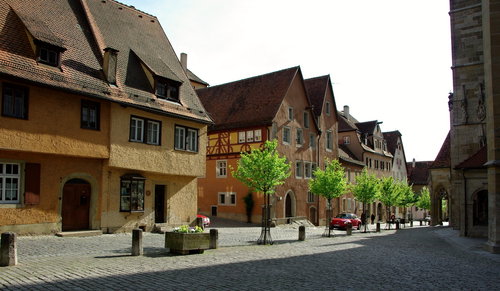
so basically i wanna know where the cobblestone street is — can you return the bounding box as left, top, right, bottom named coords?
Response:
left=1, top=225, right=499, bottom=290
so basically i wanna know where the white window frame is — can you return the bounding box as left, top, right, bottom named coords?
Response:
left=216, top=160, right=227, bottom=178
left=283, top=126, right=291, bottom=145
left=146, top=120, right=160, bottom=145
left=246, top=130, right=254, bottom=142
left=288, top=107, right=294, bottom=121
left=296, top=128, right=303, bottom=147
left=254, top=129, right=262, bottom=142
left=0, top=163, right=21, bottom=204
left=295, top=161, right=303, bottom=178
left=175, top=125, right=199, bottom=152
left=238, top=132, right=246, bottom=143
left=130, top=117, right=144, bottom=142
left=303, top=111, right=309, bottom=128
left=186, top=128, right=198, bottom=152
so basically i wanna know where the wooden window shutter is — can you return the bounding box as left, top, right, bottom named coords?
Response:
left=24, top=163, right=41, bottom=205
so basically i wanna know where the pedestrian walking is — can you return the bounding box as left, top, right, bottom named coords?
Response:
left=370, top=214, right=375, bottom=224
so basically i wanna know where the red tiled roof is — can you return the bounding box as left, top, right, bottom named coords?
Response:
left=0, top=0, right=211, bottom=123
left=455, top=146, right=487, bottom=169
left=407, top=161, right=433, bottom=185
left=338, top=113, right=357, bottom=132
left=431, top=132, right=451, bottom=168
left=196, top=67, right=300, bottom=131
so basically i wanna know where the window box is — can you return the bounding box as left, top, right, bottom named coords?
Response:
left=165, top=231, right=210, bottom=255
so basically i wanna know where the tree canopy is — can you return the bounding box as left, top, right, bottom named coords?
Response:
left=232, top=140, right=290, bottom=195
left=352, top=168, right=380, bottom=205
left=416, top=186, right=431, bottom=210
left=309, top=159, right=348, bottom=202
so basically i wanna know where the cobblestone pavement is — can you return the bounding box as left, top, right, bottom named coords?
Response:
left=1, top=224, right=499, bottom=290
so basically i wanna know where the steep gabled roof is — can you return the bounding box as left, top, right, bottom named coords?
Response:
left=339, top=144, right=365, bottom=167
left=0, top=0, right=211, bottom=123
left=455, top=146, right=487, bottom=169
left=338, top=113, right=357, bottom=132
left=431, top=132, right=451, bottom=168
left=196, top=66, right=300, bottom=131
left=407, top=161, right=433, bottom=185
left=187, top=69, right=208, bottom=86
left=305, top=75, right=329, bottom=117
left=355, top=120, right=378, bottom=136
left=383, top=130, right=401, bottom=155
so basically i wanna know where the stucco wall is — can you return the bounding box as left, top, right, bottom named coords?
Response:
left=108, top=104, right=206, bottom=177
left=0, top=81, right=109, bottom=158
left=101, top=166, right=198, bottom=233
left=0, top=150, right=103, bottom=234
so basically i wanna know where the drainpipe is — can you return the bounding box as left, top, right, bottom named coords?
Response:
left=462, top=170, right=468, bottom=236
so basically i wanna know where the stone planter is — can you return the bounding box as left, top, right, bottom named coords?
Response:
left=165, top=232, right=210, bottom=255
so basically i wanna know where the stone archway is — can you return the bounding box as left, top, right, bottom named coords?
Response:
left=284, top=190, right=296, bottom=218
left=438, top=188, right=449, bottom=224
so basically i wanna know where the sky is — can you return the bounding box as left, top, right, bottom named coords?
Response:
left=120, top=0, right=452, bottom=162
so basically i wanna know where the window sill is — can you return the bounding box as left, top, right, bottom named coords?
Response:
left=0, top=203, right=22, bottom=208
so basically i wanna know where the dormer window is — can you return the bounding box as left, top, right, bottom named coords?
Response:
left=155, top=78, right=180, bottom=102
left=37, top=44, right=63, bottom=67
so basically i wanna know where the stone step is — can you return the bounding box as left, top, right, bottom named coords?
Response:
left=55, top=230, right=103, bottom=237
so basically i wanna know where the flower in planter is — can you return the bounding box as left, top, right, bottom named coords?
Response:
left=173, top=225, right=204, bottom=233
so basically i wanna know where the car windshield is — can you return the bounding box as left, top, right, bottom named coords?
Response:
left=335, top=214, right=349, bottom=218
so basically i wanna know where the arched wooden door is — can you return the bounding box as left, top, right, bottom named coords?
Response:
left=62, top=179, right=90, bottom=231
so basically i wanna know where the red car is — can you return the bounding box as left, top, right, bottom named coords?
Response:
left=197, top=214, right=210, bottom=228
left=330, top=213, right=362, bottom=230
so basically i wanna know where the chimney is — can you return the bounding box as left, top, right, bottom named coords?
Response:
left=343, top=105, right=350, bottom=120
left=103, top=47, right=119, bottom=85
left=412, top=158, right=416, bottom=168
left=180, top=53, right=187, bottom=73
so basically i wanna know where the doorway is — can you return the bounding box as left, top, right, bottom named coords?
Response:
left=284, top=191, right=295, bottom=218
left=211, top=206, right=218, bottom=216
left=155, top=185, right=166, bottom=223
left=309, top=206, right=317, bottom=225
left=62, top=179, right=90, bottom=231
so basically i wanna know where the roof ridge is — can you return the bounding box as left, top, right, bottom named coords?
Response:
left=200, top=66, right=300, bottom=90
left=107, top=0, right=157, bottom=18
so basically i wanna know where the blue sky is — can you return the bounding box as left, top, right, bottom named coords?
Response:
left=120, top=0, right=452, bottom=162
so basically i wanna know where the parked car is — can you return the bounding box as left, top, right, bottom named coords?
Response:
left=197, top=214, right=210, bottom=228
left=330, top=213, right=362, bottom=230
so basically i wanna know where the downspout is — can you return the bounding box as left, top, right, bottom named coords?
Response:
left=316, top=131, right=321, bottom=225
left=462, top=169, right=468, bottom=236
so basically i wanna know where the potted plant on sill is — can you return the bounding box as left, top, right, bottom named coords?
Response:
left=165, top=225, right=210, bottom=255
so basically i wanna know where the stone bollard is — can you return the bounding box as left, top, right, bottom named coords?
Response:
left=420, top=220, right=423, bottom=226
left=131, top=228, right=143, bottom=256
left=395, top=221, right=400, bottom=230
left=209, top=229, right=218, bottom=249
left=410, top=220, right=413, bottom=227
left=298, top=225, right=306, bottom=241
left=346, top=223, right=352, bottom=235
left=1, top=232, right=17, bottom=267
left=196, top=217, right=204, bottom=229
left=376, top=222, right=381, bottom=232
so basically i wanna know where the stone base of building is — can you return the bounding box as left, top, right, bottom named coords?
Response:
left=0, top=222, right=59, bottom=235
left=484, top=241, right=500, bottom=254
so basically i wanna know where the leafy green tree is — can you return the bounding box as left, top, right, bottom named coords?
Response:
left=396, top=181, right=417, bottom=222
left=232, top=140, right=290, bottom=244
left=352, top=168, right=380, bottom=232
left=378, top=176, right=402, bottom=229
left=416, top=186, right=431, bottom=211
left=309, top=159, right=348, bottom=237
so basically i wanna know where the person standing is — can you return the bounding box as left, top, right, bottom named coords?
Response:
left=370, top=214, right=375, bottom=224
